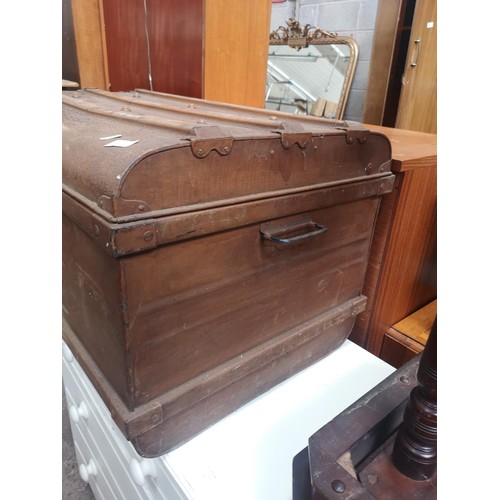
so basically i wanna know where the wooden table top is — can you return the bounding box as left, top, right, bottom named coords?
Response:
left=390, top=299, right=437, bottom=347
left=365, top=124, right=437, bottom=172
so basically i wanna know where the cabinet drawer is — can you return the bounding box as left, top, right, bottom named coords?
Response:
left=64, top=341, right=188, bottom=499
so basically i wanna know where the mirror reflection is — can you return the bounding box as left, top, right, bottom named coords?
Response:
left=266, top=19, right=358, bottom=120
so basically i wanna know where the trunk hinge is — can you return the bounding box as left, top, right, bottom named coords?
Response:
left=334, top=121, right=370, bottom=145
left=188, top=125, right=234, bottom=158
left=274, top=121, right=312, bottom=150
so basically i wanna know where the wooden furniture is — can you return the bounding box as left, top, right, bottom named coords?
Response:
left=363, top=0, right=437, bottom=134
left=203, top=0, right=271, bottom=107
left=350, top=125, right=437, bottom=358
left=65, top=0, right=271, bottom=108
left=380, top=299, right=436, bottom=368
left=392, top=319, right=437, bottom=480
left=395, top=0, right=437, bottom=133
left=103, top=0, right=200, bottom=96
left=363, top=0, right=404, bottom=126
left=62, top=89, right=395, bottom=457
left=292, top=321, right=437, bottom=498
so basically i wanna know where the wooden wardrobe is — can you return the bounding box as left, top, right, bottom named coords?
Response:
left=364, top=0, right=436, bottom=134
left=64, top=0, right=272, bottom=108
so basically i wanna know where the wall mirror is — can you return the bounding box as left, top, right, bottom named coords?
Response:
left=266, top=18, right=358, bottom=120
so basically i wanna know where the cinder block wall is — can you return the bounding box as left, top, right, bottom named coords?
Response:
left=270, top=0, right=379, bottom=122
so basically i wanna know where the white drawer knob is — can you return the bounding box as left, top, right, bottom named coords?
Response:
left=129, top=458, right=157, bottom=486
left=79, top=458, right=97, bottom=482
left=69, top=401, right=89, bottom=423
left=62, top=344, right=74, bottom=362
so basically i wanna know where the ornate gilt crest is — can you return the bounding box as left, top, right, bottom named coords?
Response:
left=269, top=18, right=339, bottom=51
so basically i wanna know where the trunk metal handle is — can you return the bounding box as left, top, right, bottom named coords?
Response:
left=260, top=221, right=327, bottom=245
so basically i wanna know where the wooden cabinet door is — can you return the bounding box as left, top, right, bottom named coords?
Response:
left=395, top=0, right=436, bottom=133
left=69, top=0, right=271, bottom=106
left=204, top=0, right=272, bottom=107
left=102, top=0, right=204, bottom=96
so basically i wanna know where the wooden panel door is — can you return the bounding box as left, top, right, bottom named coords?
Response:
left=101, top=0, right=150, bottom=91
left=362, top=0, right=402, bottom=125
left=395, top=0, right=437, bottom=133
left=204, top=0, right=272, bottom=107
left=147, top=0, right=204, bottom=97
left=102, top=0, right=203, bottom=96
left=68, top=0, right=271, bottom=106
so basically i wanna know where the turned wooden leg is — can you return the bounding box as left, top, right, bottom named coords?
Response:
left=392, top=318, right=437, bottom=480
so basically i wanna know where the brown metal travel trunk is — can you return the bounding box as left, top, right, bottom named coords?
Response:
left=62, top=88, right=394, bottom=457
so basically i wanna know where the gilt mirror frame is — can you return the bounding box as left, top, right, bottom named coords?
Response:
left=268, top=18, right=359, bottom=120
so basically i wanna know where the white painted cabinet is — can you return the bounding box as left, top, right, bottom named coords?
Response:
left=62, top=340, right=394, bottom=500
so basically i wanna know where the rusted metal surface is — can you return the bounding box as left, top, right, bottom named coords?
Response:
left=62, top=88, right=392, bottom=221
left=62, top=89, right=394, bottom=457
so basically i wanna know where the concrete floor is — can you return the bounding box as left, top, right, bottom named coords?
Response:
left=62, top=385, right=95, bottom=499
